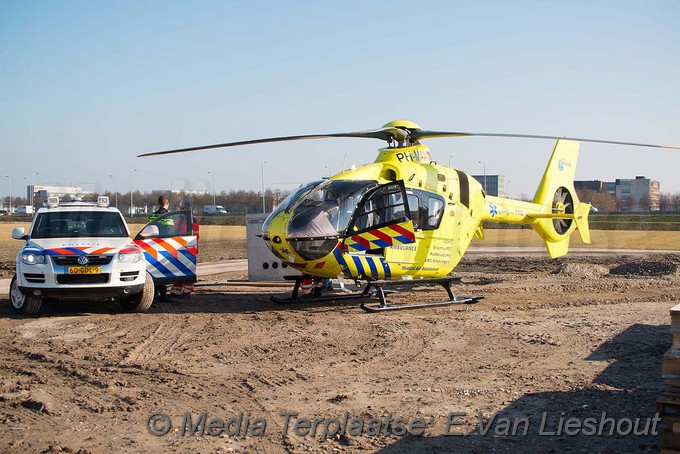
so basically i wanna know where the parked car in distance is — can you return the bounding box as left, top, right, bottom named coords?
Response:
left=203, top=205, right=228, bottom=215
left=15, top=205, right=34, bottom=215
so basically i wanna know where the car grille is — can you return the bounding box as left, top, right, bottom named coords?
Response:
left=56, top=274, right=110, bottom=285
left=52, top=255, right=114, bottom=266
left=23, top=273, right=46, bottom=283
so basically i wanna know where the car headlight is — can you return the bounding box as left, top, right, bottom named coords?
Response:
left=21, top=252, right=46, bottom=265
left=117, top=247, right=143, bottom=264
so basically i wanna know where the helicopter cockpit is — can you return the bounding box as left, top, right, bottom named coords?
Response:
left=287, top=179, right=378, bottom=239
left=263, top=178, right=413, bottom=261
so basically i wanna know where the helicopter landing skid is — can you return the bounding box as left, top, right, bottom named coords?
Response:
left=270, top=275, right=380, bottom=304
left=359, top=278, right=484, bottom=312
left=271, top=275, right=482, bottom=311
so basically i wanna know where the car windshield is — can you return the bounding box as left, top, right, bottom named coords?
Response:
left=287, top=179, right=377, bottom=238
left=31, top=211, right=128, bottom=238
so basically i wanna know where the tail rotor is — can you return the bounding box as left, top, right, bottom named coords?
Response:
left=552, top=187, right=574, bottom=235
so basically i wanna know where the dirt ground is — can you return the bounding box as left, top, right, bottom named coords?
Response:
left=0, top=251, right=678, bottom=453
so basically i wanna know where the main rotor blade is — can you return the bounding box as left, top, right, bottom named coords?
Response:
left=139, top=122, right=680, bottom=158
left=138, top=127, right=407, bottom=157
left=410, top=130, right=680, bottom=150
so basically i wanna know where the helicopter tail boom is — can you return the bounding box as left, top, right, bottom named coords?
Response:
left=482, top=139, right=591, bottom=258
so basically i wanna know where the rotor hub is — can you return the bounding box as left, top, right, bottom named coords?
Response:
left=382, top=120, right=421, bottom=130
left=380, top=120, right=422, bottom=147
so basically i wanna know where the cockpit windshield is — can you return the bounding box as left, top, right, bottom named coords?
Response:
left=287, top=180, right=378, bottom=239
left=262, top=180, right=323, bottom=237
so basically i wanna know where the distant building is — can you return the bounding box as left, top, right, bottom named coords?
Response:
left=574, top=176, right=660, bottom=211
left=574, top=180, right=604, bottom=194
left=616, top=176, right=660, bottom=211
left=170, top=189, right=208, bottom=195
left=29, top=185, right=84, bottom=200
left=471, top=174, right=506, bottom=197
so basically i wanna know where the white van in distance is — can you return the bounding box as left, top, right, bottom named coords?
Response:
left=15, top=205, right=34, bottom=215
left=203, top=205, right=228, bottom=215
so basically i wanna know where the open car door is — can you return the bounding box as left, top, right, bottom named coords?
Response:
left=343, top=181, right=416, bottom=253
left=134, top=210, right=198, bottom=286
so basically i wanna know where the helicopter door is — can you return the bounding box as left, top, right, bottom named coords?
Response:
left=343, top=181, right=416, bottom=253
left=134, top=210, right=198, bottom=286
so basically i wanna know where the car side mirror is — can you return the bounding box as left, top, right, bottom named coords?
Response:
left=11, top=227, right=27, bottom=240
left=138, top=225, right=159, bottom=239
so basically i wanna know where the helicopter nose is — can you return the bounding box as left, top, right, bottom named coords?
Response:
left=262, top=212, right=293, bottom=261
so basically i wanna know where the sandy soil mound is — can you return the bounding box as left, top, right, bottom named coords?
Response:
left=551, top=263, right=610, bottom=278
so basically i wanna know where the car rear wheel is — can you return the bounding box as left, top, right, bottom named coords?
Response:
left=10, top=275, right=42, bottom=315
left=120, top=273, right=154, bottom=313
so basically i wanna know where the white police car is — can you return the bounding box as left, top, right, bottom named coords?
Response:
left=10, top=196, right=154, bottom=315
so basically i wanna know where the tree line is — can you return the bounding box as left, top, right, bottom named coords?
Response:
left=485, top=191, right=680, bottom=213
left=6, top=188, right=680, bottom=214
left=3, top=188, right=292, bottom=215
left=576, top=190, right=680, bottom=212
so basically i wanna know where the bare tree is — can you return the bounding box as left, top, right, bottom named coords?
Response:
left=672, top=193, right=680, bottom=211
left=638, top=194, right=651, bottom=211
left=659, top=193, right=673, bottom=211
left=588, top=192, right=617, bottom=212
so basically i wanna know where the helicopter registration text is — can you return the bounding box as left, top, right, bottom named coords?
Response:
left=395, top=150, right=431, bottom=163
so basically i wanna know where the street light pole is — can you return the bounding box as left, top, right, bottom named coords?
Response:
left=5, top=175, right=11, bottom=214
left=261, top=161, right=266, bottom=213
left=109, top=175, right=118, bottom=208
left=30, top=172, right=38, bottom=210
left=208, top=171, right=216, bottom=205
left=130, top=169, right=137, bottom=216
left=478, top=161, right=486, bottom=194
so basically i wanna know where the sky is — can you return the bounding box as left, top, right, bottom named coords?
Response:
left=1, top=0, right=679, bottom=200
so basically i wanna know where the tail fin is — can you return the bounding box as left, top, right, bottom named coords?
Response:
left=529, top=140, right=591, bottom=258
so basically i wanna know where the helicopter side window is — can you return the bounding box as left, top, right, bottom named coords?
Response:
left=406, top=190, right=445, bottom=231
left=427, top=197, right=445, bottom=229
left=407, top=194, right=420, bottom=229
left=353, top=184, right=409, bottom=231
left=355, top=198, right=382, bottom=230
left=388, top=191, right=406, bottom=220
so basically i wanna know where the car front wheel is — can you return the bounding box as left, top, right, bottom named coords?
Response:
left=10, top=275, right=42, bottom=315
left=120, top=273, right=155, bottom=313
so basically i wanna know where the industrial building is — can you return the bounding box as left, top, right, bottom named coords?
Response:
left=30, top=185, right=84, bottom=199
left=470, top=174, right=507, bottom=197
left=574, top=176, right=660, bottom=211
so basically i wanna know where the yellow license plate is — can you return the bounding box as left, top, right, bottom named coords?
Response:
left=67, top=266, right=101, bottom=274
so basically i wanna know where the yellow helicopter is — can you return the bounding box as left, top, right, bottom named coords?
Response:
left=140, top=120, right=679, bottom=311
